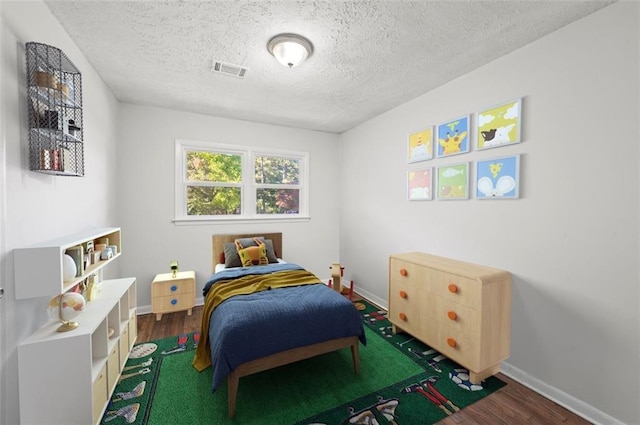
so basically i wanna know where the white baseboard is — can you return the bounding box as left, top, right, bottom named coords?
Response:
left=317, top=279, right=387, bottom=310
left=501, top=362, right=625, bottom=425
left=352, top=284, right=387, bottom=310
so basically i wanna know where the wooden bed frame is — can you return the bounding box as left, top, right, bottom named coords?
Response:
left=211, top=233, right=360, bottom=418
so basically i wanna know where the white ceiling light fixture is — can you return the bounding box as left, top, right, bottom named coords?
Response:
left=267, top=33, right=313, bottom=68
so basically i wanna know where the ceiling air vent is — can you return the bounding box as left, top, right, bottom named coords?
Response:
left=212, top=61, right=248, bottom=78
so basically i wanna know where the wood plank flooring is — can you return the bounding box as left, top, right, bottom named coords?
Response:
left=137, top=300, right=592, bottom=425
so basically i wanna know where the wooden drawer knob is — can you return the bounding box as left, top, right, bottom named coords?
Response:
left=399, top=290, right=407, bottom=299
left=447, top=337, right=457, bottom=348
left=447, top=311, right=457, bottom=321
left=398, top=312, right=407, bottom=321
left=400, top=269, right=408, bottom=277
left=448, top=283, right=458, bottom=293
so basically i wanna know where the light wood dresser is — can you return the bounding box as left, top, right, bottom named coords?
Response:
left=388, top=252, right=511, bottom=383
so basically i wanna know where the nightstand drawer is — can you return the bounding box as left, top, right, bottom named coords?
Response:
left=153, top=293, right=195, bottom=312
left=153, top=278, right=192, bottom=296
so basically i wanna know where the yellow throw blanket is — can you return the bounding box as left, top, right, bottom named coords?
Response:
left=192, top=269, right=322, bottom=372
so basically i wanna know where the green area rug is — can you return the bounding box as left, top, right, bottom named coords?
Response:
left=102, top=301, right=505, bottom=424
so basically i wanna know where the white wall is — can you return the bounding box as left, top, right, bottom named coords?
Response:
left=0, top=5, right=6, bottom=424
left=1, top=1, right=636, bottom=425
left=339, top=3, right=638, bottom=424
left=0, top=1, right=120, bottom=424
left=116, top=104, right=340, bottom=311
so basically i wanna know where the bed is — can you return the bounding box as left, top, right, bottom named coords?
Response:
left=193, top=232, right=366, bottom=418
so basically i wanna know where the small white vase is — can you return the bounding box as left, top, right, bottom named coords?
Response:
left=62, top=254, right=77, bottom=281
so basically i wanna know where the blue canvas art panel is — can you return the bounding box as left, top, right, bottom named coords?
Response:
left=475, top=155, right=519, bottom=199
left=436, top=115, right=470, bottom=158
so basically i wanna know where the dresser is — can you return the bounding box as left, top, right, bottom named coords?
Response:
left=151, top=270, right=196, bottom=320
left=388, top=252, right=511, bottom=383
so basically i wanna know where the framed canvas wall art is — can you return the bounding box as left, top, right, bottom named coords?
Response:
left=436, top=115, right=470, bottom=158
left=476, top=98, right=521, bottom=150
left=408, top=168, right=432, bottom=200
left=436, top=162, right=469, bottom=200
left=407, top=127, right=433, bottom=163
left=476, top=155, right=520, bottom=199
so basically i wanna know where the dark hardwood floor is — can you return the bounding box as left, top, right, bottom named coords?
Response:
left=137, top=297, right=592, bottom=425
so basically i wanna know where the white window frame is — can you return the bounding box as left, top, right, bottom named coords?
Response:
left=174, top=139, right=310, bottom=224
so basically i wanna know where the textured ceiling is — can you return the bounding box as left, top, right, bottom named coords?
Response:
left=44, top=1, right=614, bottom=134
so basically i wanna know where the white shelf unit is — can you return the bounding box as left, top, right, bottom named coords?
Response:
left=14, top=227, right=121, bottom=299
left=18, top=277, right=137, bottom=425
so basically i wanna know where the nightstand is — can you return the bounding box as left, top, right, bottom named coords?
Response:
left=151, top=270, right=196, bottom=321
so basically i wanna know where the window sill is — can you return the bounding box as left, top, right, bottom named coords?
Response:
left=172, top=216, right=311, bottom=226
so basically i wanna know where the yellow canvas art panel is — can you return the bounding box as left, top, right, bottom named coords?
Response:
left=407, top=127, right=433, bottom=163
left=476, top=98, right=522, bottom=150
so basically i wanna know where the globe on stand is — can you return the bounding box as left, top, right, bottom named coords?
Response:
left=47, top=292, right=86, bottom=332
left=62, top=254, right=77, bottom=282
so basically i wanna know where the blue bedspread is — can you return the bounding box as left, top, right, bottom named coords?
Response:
left=203, top=264, right=366, bottom=392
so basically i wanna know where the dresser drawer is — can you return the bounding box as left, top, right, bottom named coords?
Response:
left=426, top=322, right=481, bottom=370
left=389, top=258, right=423, bottom=287
left=426, top=293, right=480, bottom=333
left=423, top=268, right=481, bottom=308
left=388, top=287, right=422, bottom=336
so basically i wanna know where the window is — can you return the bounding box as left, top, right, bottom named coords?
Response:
left=175, top=140, right=309, bottom=222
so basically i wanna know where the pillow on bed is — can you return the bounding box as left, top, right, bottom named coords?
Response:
left=222, top=237, right=278, bottom=268
left=235, top=238, right=269, bottom=266
left=262, top=239, right=279, bottom=263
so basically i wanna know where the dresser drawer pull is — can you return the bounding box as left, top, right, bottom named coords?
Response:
left=447, top=311, right=457, bottom=321
left=446, top=337, right=457, bottom=348
left=398, top=312, right=407, bottom=321
left=448, top=284, right=458, bottom=293
left=399, top=290, right=407, bottom=299
left=171, top=285, right=178, bottom=292
left=171, top=299, right=178, bottom=305
left=399, top=269, right=408, bottom=277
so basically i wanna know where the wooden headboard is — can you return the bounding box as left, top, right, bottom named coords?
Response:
left=211, top=233, right=283, bottom=273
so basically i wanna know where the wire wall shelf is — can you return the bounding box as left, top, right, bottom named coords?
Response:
left=26, top=42, right=84, bottom=176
